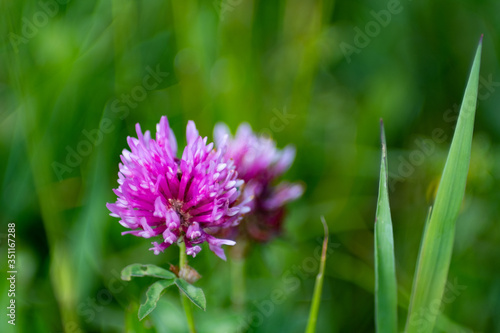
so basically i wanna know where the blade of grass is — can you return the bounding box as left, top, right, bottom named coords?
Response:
left=305, top=216, right=329, bottom=333
left=375, top=120, right=398, bottom=333
left=405, top=37, right=482, bottom=333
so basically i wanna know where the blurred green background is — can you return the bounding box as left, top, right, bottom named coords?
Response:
left=1, top=0, right=499, bottom=332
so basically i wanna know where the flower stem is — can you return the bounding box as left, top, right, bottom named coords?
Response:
left=179, top=241, right=197, bottom=333
left=230, top=240, right=247, bottom=312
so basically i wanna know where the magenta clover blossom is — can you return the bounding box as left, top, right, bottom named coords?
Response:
left=107, top=116, right=251, bottom=260
left=214, top=123, right=304, bottom=242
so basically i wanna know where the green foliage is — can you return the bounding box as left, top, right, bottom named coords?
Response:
left=406, top=40, right=482, bottom=333
left=174, top=278, right=207, bottom=311
left=305, top=217, right=329, bottom=333
left=121, top=263, right=177, bottom=281
left=121, top=263, right=206, bottom=321
left=139, top=279, right=175, bottom=320
left=374, top=122, right=398, bottom=333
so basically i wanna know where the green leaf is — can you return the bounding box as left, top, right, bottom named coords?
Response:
left=305, top=216, right=329, bottom=333
left=405, top=38, right=482, bottom=333
left=374, top=121, right=398, bottom=333
left=175, top=278, right=207, bottom=311
left=121, top=263, right=176, bottom=281
left=138, top=279, right=175, bottom=320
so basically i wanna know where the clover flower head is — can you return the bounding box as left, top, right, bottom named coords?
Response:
left=107, top=116, right=250, bottom=260
left=214, top=122, right=304, bottom=242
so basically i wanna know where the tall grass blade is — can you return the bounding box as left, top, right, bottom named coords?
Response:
left=375, top=120, right=398, bottom=333
left=305, top=216, right=329, bottom=333
left=405, top=38, right=482, bottom=332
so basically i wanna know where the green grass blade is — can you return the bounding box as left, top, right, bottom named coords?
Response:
left=405, top=38, right=482, bottom=333
left=375, top=120, right=398, bottom=333
left=305, top=216, right=329, bottom=333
